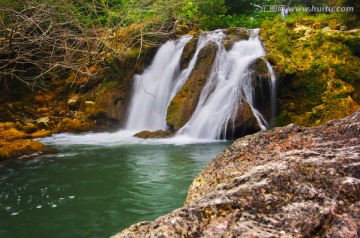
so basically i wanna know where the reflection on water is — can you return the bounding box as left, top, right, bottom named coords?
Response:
left=0, top=134, right=228, bottom=238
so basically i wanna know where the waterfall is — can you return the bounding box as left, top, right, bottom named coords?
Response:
left=265, top=60, right=277, bottom=126
left=125, top=28, right=277, bottom=140
left=125, top=31, right=225, bottom=131
left=125, top=36, right=192, bottom=131
left=177, top=29, right=269, bottom=139
left=170, top=30, right=225, bottom=99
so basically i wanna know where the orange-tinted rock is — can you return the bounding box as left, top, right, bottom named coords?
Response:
left=30, top=130, right=52, bottom=138
left=0, top=123, right=29, bottom=141
left=0, top=139, right=51, bottom=160
left=36, top=117, right=50, bottom=130
left=57, top=118, right=94, bottom=133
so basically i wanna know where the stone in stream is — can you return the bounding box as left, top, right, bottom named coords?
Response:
left=133, top=130, right=172, bottom=139
left=112, top=110, right=360, bottom=238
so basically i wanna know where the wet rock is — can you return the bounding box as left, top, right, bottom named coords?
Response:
left=249, top=58, right=276, bottom=123
left=227, top=100, right=261, bottom=138
left=175, top=24, right=190, bottom=36
left=30, top=130, right=52, bottom=138
left=112, top=110, right=360, bottom=238
left=222, top=28, right=250, bottom=50
left=0, top=122, right=54, bottom=159
left=251, top=58, right=270, bottom=81
left=180, top=37, right=198, bottom=70
left=133, top=130, right=172, bottom=139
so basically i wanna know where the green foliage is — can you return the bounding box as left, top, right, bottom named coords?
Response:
left=225, top=11, right=277, bottom=28
left=180, top=2, right=199, bottom=20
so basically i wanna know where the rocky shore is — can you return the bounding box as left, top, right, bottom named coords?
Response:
left=112, top=110, right=360, bottom=238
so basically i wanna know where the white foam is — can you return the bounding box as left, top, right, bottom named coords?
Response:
left=38, top=130, right=223, bottom=146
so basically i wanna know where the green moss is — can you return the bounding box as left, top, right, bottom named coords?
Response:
left=261, top=14, right=360, bottom=127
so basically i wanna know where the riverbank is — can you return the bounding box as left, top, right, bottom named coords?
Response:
left=113, top=110, right=360, bottom=237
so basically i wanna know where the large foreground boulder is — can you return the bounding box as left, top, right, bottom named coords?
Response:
left=112, top=110, right=360, bottom=238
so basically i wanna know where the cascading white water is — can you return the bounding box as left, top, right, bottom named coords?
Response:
left=125, top=36, right=192, bottom=131
left=170, top=30, right=225, bottom=99
left=177, top=29, right=269, bottom=139
left=125, top=31, right=225, bottom=131
left=41, top=29, right=276, bottom=146
left=125, top=28, right=276, bottom=140
left=265, top=60, right=277, bottom=125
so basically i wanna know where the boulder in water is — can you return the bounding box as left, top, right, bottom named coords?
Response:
left=133, top=130, right=172, bottom=139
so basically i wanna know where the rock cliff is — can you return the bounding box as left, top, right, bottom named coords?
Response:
left=112, top=110, right=360, bottom=238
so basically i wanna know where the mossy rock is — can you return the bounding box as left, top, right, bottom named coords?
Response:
left=180, top=37, right=198, bottom=70
left=224, top=27, right=249, bottom=40
left=223, top=28, right=250, bottom=50
left=85, top=81, right=131, bottom=127
left=166, top=42, right=218, bottom=131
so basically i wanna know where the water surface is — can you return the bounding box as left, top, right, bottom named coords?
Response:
left=0, top=132, right=228, bottom=237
